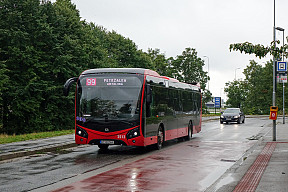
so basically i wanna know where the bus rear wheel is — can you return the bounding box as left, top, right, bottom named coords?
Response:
left=184, top=122, right=193, bottom=141
left=156, top=127, right=164, bottom=150
left=98, top=144, right=109, bottom=150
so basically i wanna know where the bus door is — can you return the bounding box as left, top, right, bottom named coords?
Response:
left=146, top=85, right=177, bottom=141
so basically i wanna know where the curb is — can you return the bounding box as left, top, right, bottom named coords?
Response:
left=0, top=142, right=77, bottom=162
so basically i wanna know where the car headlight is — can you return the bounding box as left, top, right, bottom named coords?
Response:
left=234, top=116, right=239, bottom=118
left=221, top=115, right=224, bottom=118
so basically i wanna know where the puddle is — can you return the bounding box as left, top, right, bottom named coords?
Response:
left=200, top=163, right=233, bottom=190
left=187, top=145, right=199, bottom=148
left=215, top=173, right=235, bottom=191
left=220, top=159, right=236, bottom=162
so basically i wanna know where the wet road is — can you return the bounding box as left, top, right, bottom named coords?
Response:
left=0, top=117, right=272, bottom=192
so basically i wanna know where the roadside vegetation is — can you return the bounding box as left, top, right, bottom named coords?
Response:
left=5, top=0, right=286, bottom=136
left=202, top=113, right=221, bottom=117
left=0, top=0, right=211, bottom=135
left=227, top=37, right=288, bottom=115
left=0, top=130, right=74, bottom=144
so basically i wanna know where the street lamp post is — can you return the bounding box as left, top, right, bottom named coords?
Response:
left=272, top=0, right=276, bottom=141
left=276, top=27, right=285, bottom=124
left=235, top=67, right=240, bottom=80
left=203, top=56, right=209, bottom=90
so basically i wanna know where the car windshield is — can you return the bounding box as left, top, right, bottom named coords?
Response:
left=77, top=74, right=143, bottom=121
left=224, top=108, right=240, bottom=114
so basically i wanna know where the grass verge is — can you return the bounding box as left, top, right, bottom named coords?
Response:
left=202, top=113, right=221, bottom=117
left=0, top=130, right=74, bottom=144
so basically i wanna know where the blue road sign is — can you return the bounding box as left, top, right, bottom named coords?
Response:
left=214, top=97, right=221, bottom=108
left=277, top=61, right=287, bottom=72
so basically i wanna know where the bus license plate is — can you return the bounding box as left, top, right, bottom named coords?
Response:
left=100, top=140, right=114, bottom=144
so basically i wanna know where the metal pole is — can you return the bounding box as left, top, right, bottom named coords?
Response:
left=273, top=0, right=276, bottom=141
left=204, top=56, right=210, bottom=90
left=283, top=30, right=285, bottom=124
left=282, top=30, right=285, bottom=124
left=235, top=68, right=240, bottom=80
left=276, top=28, right=285, bottom=123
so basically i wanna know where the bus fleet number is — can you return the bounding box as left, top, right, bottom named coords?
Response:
left=117, top=135, right=125, bottom=139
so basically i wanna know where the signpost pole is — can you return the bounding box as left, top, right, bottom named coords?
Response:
left=283, top=29, right=285, bottom=124
left=277, top=61, right=287, bottom=125
left=282, top=29, right=285, bottom=124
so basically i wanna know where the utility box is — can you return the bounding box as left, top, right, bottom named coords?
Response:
left=269, top=106, right=278, bottom=120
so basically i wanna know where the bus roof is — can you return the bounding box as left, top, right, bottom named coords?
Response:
left=81, top=68, right=200, bottom=90
left=82, top=68, right=160, bottom=76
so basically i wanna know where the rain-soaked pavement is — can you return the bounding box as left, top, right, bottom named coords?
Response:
left=51, top=140, right=257, bottom=192
left=0, top=117, right=272, bottom=192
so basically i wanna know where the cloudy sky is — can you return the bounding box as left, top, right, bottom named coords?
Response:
left=69, top=0, right=288, bottom=99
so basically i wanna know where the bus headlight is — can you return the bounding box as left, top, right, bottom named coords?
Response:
left=76, top=126, right=88, bottom=138
left=127, top=127, right=140, bottom=139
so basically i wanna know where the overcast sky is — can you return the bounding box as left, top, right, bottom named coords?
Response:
left=69, top=0, right=288, bottom=98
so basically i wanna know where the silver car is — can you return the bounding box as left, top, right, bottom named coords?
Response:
left=220, top=108, right=245, bottom=124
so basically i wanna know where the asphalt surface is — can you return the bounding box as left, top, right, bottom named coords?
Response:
left=1, top=116, right=287, bottom=192
left=0, top=116, right=218, bottom=161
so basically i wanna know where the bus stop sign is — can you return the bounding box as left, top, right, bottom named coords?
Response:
left=277, top=61, right=287, bottom=73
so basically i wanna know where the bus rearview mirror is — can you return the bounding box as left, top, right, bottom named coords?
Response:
left=63, top=77, right=78, bottom=96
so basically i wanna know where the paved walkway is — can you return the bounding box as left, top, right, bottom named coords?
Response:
left=0, top=134, right=76, bottom=161
left=206, top=118, right=288, bottom=192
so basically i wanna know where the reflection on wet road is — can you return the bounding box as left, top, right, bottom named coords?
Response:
left=51, top=140, right=257, bottom=192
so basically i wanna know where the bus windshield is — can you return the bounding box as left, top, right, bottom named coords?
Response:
left=77, top=74, right=143, bottom=121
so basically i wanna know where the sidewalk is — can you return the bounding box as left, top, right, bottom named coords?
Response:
left=0, top=134, right=76, bottom=161
left=248, top=119, right=288, bottom=192
left=206, top=118, right=288, bottom=192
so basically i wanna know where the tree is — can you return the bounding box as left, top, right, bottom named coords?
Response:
left=201, top=89, right=212, bottom=114
left=0, top=0, right=50, bottom=134
left=96, top=29, right=153, bottom=69
left=0, top=0, right=211, bottom=134
left=229, top=39, right=288, bottom=59
left=243, top=60, right=272, bottom=114
left=229, top=36, right=288, bottom=115
left=146, top=48, right=173, bottom=76
left=224, top=80, right=247, bottom=109
left=224, top=60, right=279, bottom=115
left=171, top=48, right=209, bottom=90
left=0, top=0, right=99, bottom=134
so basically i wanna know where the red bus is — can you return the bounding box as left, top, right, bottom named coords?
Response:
left=64, top=68, right=202, bottom=150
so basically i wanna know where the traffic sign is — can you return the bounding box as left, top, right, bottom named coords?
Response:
left=277, top=61, right=287, bottom=72
left=277, top=74, right=287, bottom=83
left=214, top=97, right=221, bottom=108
